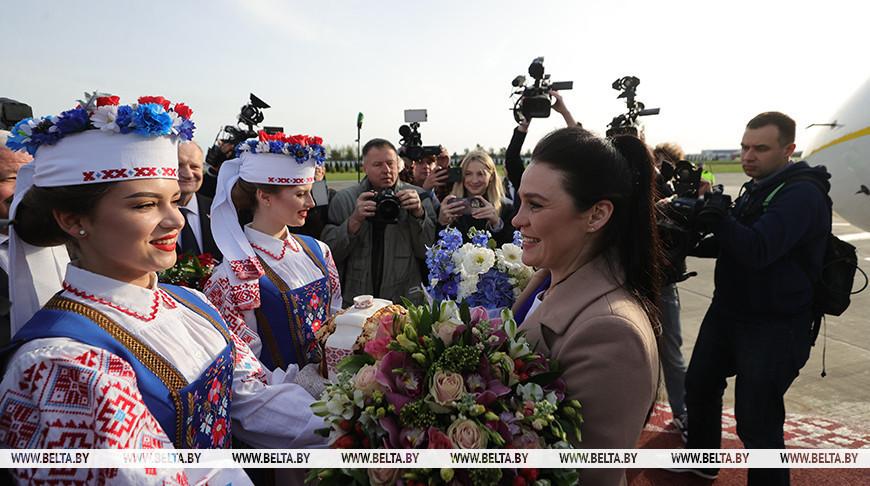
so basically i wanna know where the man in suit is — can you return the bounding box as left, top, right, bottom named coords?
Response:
left=177, top=141, right=222, bottom=261
left=0, top=132, right=32, bottom=345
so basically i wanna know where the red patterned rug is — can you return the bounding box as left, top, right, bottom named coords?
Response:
left=628, top=403, right=870, bottom=485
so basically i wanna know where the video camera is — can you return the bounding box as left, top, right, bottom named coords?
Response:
left=0, top=98, right=33, bottom=131
left=657, top=160, right=731, bottom=282
left=205, top=93, right=271, bottom=170
left=510, top=57, right=573, bottom=123
left=605, top=76, right=659, bottom=138
left=398, top=109, right=441, bottom=161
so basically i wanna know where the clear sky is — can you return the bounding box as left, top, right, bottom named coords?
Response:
left=4, top=0, right=868, bottom=155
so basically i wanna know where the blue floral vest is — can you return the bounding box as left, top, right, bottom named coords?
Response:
left=255, top=234, right=332, bottom=371
left=2, top=284, right=235, bottom=449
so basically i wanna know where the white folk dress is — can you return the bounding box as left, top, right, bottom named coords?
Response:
left=0, top=265, right=327, bottom=485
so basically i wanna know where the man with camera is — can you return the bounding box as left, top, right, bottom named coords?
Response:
left=674, top=112, right=831, bottom=485
left=322, top=138, right=436, bottom=304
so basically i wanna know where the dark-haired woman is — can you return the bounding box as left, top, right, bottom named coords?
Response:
left=514, top=126, right=662, bottom=486
left=205, top=132, right=341, bottom=372
left=0, top=98, right=325, bottom=485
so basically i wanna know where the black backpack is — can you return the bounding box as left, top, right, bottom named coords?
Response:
left=763, top=174, right=868, bottom=346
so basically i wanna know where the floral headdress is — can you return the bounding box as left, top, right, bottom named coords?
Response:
left=6, top=94, right=195, bottom=156
left=235, top=130, right=326, bottom=165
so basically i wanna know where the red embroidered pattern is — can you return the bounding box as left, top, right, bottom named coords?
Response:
left=229, top=257, right=264, bottom=280
left=80, top=166, right=177, bottom=183
left=251, top=237, right=300, bottom=261
left=61, top=282, right=167, bottom=322
left=266, top=176, right=315, bottom=184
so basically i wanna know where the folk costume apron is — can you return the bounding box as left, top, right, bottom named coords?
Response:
left=3, top=284, right=235, bottom=449
left=254, top=234, right=332, bottom=371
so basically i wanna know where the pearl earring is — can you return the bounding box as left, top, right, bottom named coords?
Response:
left=78, top=229, right=87, bottom=236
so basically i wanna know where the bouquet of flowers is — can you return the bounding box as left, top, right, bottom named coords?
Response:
left=426, top=228, right=534, bottom=311
left=308, top=300, right=582, bottom=486
left=157, top=252, right=217, bottom=291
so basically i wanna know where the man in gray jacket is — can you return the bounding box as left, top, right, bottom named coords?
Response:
left=322, top=138, right=437, bottom=304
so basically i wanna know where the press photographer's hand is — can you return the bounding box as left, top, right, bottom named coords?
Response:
left=349, top=191, right=376, bottom=234
left=438, top=195, right=466, bottom=226
left=470, top=197, right=499, bottom=227
left=550, top=90, right=577, bottom=127
left=423, top=167, right=449, bottom=191
left=397, top=189, right=424, bottom=218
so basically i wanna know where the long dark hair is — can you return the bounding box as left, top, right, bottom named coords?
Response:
left=231, top=179, right=282, bottom=226
left=13, top=184, right=112, bottom=247
left=531, top=126, right=663, bottom=333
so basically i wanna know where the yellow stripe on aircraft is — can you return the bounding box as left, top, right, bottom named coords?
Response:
left=805, top=125, right=870, bottom=158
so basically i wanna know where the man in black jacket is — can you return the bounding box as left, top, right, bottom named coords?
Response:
left=678, top=112, right=831, bottom=486
left=177, top=142, right=222, bottom=261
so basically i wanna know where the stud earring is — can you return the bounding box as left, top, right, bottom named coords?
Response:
left=78, top=229, right=87, bottom=236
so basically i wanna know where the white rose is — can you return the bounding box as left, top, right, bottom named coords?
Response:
left=430, top=370, right=465, bottom=405
left=462, top=247, right=495, bottom=275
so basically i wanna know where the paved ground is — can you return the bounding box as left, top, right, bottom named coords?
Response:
left=328, top=173, right=870, bottom=435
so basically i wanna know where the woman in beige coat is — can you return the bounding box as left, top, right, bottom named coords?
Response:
left=512, top=126, right=663, bottom=486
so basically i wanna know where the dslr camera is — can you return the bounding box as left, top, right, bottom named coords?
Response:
left=606, top=76, right=660, bottom=138
left=0, top=98, right=33, bottom=131
left=205, top=93, right=272, bottom=171
left=398, top=109, right=441, bottom=161
left=370, top=188, right=402, bottom=225
left=510, top=57, right=573, bottom=122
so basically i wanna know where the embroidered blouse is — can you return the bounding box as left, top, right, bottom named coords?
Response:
left=0, top=264, right=327, bottom=485
left=204, top=225, right=342, bottom=357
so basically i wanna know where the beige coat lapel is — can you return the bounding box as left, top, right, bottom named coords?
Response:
left=519, top=255, right=622, bottom=354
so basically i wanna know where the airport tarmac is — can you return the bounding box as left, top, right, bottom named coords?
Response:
left=329, top=171, right=870, bottom=433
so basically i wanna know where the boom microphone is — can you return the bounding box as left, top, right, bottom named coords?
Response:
left=357, top=112, right=364, bottom=130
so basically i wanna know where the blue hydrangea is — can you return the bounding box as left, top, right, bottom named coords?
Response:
left=429, top=275, right=459, bottom=301
left=465, top=268, right=515, bottom=309
left=513, top=230, right=523, bottom=247
left=131, top=104, right=173, bottom=136
left=54, top=108, right=91, bottom=135
left=438, top=227, right=463, bottom=252
left=116, top=106, right=134, bottom=134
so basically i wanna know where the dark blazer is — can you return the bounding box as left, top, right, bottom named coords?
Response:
left=196, top=193, right=222, bottom=261
left=520, top=255, right=659, bottom=486
left=179, top=193, right=222, bottom=262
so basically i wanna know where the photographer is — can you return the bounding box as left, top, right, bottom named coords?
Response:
left=650, top=142, right=692, bottom=438
left=673, top=112, right=831, bottom=485
left=322, top=138, right=437, bottom=304
left=505, top=90, right=576, bottom=209
left=439, top=150, right=515, bottom=245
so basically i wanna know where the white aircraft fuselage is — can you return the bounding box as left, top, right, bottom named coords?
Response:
left=804, top=78, right=870, bottom=231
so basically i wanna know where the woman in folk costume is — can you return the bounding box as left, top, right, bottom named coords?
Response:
left=204, top=131, right=341, bottom=372
left=0, top=95, right=326, bottom=486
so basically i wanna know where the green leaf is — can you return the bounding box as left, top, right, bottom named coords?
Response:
left=459, top=301, right=472, bottom=323
left=337, top=353, right=375, bottom=374
left=525, top=370, right=562, bottom=386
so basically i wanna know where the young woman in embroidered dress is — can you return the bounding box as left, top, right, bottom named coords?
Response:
left=204, top=131, right=341, bottom=372
left=0, top=96, right=326, bottom=486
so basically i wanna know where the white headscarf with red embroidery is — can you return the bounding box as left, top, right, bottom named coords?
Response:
left=6, top=94, right=193, bottom=334
left=210, top=131, right=325, bottom=312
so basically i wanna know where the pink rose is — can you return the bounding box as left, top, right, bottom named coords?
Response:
left=353, top=364, right=381, bottom=394
left=433, top=319, right=461, bottom=346
left=364, top=335, right=391, bottom=360
left=447, top=419, right=488, bottom=449
left=430, top=370, right=465, bottom=406
left=469, top=306, right=489, bottom=324
left=427, top=426, right=454, bottom=449
left=368, top=468, right=400, bottom=486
